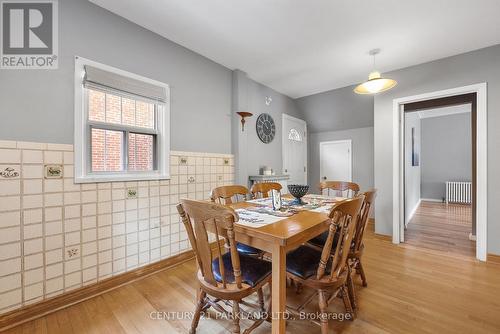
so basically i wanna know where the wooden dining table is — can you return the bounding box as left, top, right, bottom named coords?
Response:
left=228, top=199, right=338, bottom=334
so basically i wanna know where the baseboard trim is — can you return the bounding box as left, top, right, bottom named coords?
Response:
left=420, top=198, right=443, bottom=203
left=374, top=233, right=392, bottom=241
left=407, top=199, right=422, bottom=224
left=488, top=253, right=500, bottom=264
left=0, top=249, right=197, bottom=331
left=367, top=218, right=391, bottom=241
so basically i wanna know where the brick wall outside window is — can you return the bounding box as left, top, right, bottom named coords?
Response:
left=129, top=133, right=154, bottom=171
left=91, top=129, right=123, bottom=172
left=88, top=89, right=155, bottom=172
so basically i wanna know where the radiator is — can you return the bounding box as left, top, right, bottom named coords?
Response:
left=446, top=181, right=472, bottom=204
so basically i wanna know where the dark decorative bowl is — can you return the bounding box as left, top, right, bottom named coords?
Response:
left=288, top=184, right=309, bottom=205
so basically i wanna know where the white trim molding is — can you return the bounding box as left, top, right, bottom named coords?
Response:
left=392, top=83, right=487, bottom=261
left=406, top=198, right=421, bottom=226
left=420, top=198, right=443, bottom=203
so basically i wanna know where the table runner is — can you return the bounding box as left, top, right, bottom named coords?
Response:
left=236, top=194, right=342, bottom=227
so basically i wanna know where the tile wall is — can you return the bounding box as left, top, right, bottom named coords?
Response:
left=0, top=140, right=234, bottom=314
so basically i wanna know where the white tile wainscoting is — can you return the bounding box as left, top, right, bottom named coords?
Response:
left=0, top=140, right=234, bottom=314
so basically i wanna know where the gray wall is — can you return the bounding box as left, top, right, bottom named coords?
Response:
left=295, top=85, right=374, bottom=133
left=0, top=0, right=302, bottom=186
left=404, top=112, right=421, bottom=224
left=0, top=0, right=232, bottom=154
left=232, top=71, right=302, bottom=185
left=308, top=127, right=374, bottom=194
left=374, top=44, right=500, bottom=254
left=296, top=83, right=375, bottom=194
left=421, top=112, right=472, bottom=200
left=246, top=78, right=302, bottom=178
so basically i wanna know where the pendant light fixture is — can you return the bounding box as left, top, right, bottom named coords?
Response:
left=354, top=49, right=397, bottom=94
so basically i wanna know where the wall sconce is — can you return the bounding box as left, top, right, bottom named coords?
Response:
left=236, top=111, right=253, bottom=131
left=265, top=96, right=272, bottom=106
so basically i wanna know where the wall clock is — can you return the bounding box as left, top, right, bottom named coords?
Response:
left=256, top=113, right=276, bottom=143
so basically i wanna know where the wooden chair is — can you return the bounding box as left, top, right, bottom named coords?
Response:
left=177, top=199, right=272, bottom=334
left=211, top=185, right=249, bottom=204
left=308, top=190, right=377, bottom=312
left=250, top=182, right=282, bottom=199
left=211, top=185, right=263, bottom=257
left=319, top=181, right=360, bottom=198
left=285, top=196, right=364, bottom=333
left=307, top=180, right=360, bottom=259
left=349, top=189, right=376, bottom=287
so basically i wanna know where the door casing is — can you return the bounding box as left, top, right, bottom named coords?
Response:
left=391, top=83, right=487, bottom=261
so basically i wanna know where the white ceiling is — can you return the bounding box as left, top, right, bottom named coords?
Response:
left=417, top=104, right=471, bottom=119
left=89, top=0, right=500, bottom=98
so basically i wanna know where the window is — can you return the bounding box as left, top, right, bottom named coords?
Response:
left=74, top=57, right=170, bottom=183
left=288, top=128, right=302, bottom=142
left=87, top=89, right=155, bottom=173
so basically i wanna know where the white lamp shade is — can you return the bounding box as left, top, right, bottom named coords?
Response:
left=354, top=71, right=397, bottom=94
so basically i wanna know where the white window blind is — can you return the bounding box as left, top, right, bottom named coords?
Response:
left=84, top=65, right=167, bottom=103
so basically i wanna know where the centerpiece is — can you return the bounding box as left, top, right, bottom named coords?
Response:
left=287, top=184, right=309, bottom=205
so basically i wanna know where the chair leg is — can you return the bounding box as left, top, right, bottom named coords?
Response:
left=266, top=283, right=272, bottom=323
left=341, top=286, right=355, bottom=321
left=190, top=289, right=206, bottom=334
left=232, top=300, right=241, bottom=334
left=347, top=268, right=358, bottom=311
left=244, top=285, right=273, bottom=334
left=318, top=290, right=329, bottom=334
left=257, top=288, right=265, bottom=313
left=295, top=282, right=303, bottom=294
left=357, top=259, right=368, bottom=287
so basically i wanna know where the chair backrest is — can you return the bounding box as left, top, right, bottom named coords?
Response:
left=210, top=185, right=249, bottom=204
left=316, top=196, right=364, bottom=281
left=319, top=181, right=360, bottom=198
left=352, top=189, right=377, bottom=253
left=177, top=199, right=244, bottom=289
left=250, top=182, right=282, bottom=199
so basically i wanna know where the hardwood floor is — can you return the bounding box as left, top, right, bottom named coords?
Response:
left=405, top=201, right=475, bottom=258
left=4, top=224, right=500, bottom=334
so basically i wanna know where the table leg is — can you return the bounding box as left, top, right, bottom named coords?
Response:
left=272, top=243, right=286, bottom=334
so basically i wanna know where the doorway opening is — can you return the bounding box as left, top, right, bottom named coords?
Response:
left=403, top=94, right=476, bottom=258
left=392, top=83, right=487, bottom=261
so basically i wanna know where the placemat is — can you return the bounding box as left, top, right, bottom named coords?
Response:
left=235, top=208, right=290, bottom=227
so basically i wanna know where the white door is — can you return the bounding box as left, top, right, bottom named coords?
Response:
left=282, top=114, right=307, bottom=186
left=319, top=140, right=352, bottom=186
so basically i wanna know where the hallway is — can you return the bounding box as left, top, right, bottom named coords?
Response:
left=405, top=201, right=475, bottom=258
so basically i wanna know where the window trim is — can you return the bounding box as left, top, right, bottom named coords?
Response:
left=74, top=56, right=170, bottom=183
